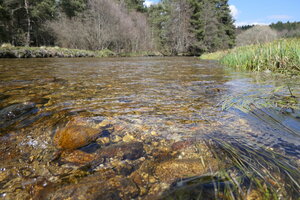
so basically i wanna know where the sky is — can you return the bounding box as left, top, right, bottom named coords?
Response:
left=144, top=0, right=300, bottom=26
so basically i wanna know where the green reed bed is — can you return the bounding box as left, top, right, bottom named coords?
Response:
left=220, top=39, right=300, bottom=74
left=199, top=50, right=229, bottom=60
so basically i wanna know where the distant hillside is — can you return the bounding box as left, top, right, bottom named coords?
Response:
left=236, top=21, right=300, bottom=38
left=270, top=21, right=300, bottom=38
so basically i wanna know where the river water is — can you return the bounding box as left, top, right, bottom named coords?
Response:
left=0, top=57, right=299, bottom=199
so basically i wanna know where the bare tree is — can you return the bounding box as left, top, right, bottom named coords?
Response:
left=168, top=0, right=194, bottom=55
left=237, top=26, right=278, bottom=46
left=48, top=0, right=153, bottom=52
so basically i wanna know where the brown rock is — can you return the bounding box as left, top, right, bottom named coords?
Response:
left=60, top=150, right=97, bottom=165
left=98, top=142, right=145, bottom=160
left=38, top=175, right=139, bottom=200
left=154, top=159, right=218, bottom=183
left=54, top=125, right=100, bottom=149
left=171, top=140, right=193, bottom=151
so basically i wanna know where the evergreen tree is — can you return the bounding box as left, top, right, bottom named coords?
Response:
left=60, top=0, right=87, bottom=18
left=125, top=0, right=145, bottom=12
left=215, top=0, right=235, bottom=50
left=188, top=0, right=235, bottom=54
left=148, top=1, right=171, bottom=54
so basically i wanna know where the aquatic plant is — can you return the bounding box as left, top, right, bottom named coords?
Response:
left=163, top=138, right=300, bottom=200
left=200, top=38, right=300, bottom=75
left=220, top=38, right=300, bottom=74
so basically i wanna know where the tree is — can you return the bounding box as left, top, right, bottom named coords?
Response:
left=189, top=0, right=219, bottom=54
left=215, top=0, right=235, bottom=50
left=188, top=0, right=235, bottom=55
left=60, top=0, right=87, bottom=18
left=0, top=0, right=57, bottom=46
left=236, top=26, right=278, bottom=46
left=147, top=1, right=171, bottom=54
left=118, top=0, right=146, bottom=12
left=49, top=0, right=152, bottom=52
left=167, top=0, right=194, bottom=55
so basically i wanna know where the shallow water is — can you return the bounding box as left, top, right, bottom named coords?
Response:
left=0, top=57, right=299, bottom=199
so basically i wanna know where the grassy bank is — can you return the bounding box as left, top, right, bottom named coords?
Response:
left=200, top=38, right=300, bottom=74
left=0, top=45, right=116, bottom=58
left=0, top=45, right=163, bottom=58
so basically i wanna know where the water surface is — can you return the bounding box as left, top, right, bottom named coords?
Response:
left=0, top=57, right=299, bottom=199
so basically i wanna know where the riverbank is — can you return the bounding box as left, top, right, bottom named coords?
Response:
left=200, top=38, right=300, bottom=75
left=0, top=45, right=117, bottom=58
left=0, top=45, right=164, bottom=58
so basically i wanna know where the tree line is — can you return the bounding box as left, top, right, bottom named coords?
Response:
left=235, top=21, right=300, bottom=46
left=0, top=0, right=235, bottom=55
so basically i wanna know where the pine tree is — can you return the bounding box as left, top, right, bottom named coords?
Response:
left=188, top=0, right=235, bottom=55
left=148, top=1, right=171, bottom=54
left=60, top=0, right=87, bottom=18
left=0, top=0, right=57, bottom=46
left=215, top=0, right=235, bottom=50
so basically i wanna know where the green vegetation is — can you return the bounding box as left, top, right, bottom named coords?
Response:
left=270, top=21, right=300, bottom=38
left=0, top=0, right=235, bottom=56
left=221, top=38, right=300, bottom=74
left=0, top=45, right=117, bottom=58
left=148, top=0, right=235, bottom=55
left=199, top=50, right=228, bottom=60
left=201, top=38, right=300, bottom=75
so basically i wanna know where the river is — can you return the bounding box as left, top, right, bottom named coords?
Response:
left=0, top=57, right=299, bottom=199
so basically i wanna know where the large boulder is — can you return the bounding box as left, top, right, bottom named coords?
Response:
left=54, top=125, right=100, bottom=150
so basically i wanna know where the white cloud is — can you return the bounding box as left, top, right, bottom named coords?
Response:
left=229, top=5, right=239, bottom=19
left=268, top=15, right=292, bottom=20
left=144, top=0, right=157, bottom=7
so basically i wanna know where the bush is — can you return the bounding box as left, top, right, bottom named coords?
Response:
left=237, top=26, right=278, bottom=46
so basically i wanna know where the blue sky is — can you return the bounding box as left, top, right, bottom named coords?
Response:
left=144, top=0, right=300, bottom=26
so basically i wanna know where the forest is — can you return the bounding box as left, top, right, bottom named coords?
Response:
left=1, top=0, right=299, bottom=56
left=0, top=0, right=236, bottom=56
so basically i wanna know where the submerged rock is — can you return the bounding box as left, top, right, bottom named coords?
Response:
left=98, top=142, right=145, bottom=160
left=60, top=150, right=97, bottom=165
left=53, top=125, right=100, bottom=150
left=0, top=102, right=37, bottom=130
left=154, top=159, right=215, bottom=183
left=37, top=175, right=138, bottom=200
left=0, top=93, right=10, bottom=101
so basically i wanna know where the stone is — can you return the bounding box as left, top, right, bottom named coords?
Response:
left=0, top=102, right=37, bottom=130
left=111, top=135, right=122, bottom=143
left=171, top=140, right=193, bottom=151
left=96, top=137, right=110, bottom=146
left=122, top=133, right=135, bottom=142
left=37, top=175, right=139, bottom=200
left=151, top=131, right=158, bottom=136
left=154, top=159, right=218, bottom=183
left=98, top=142, right=145, bottom=160
left=53, top=125, right=100, bottom=150
left=0, top=171, right=8, bottom=182
left=60, top=150, right=97, bottom=165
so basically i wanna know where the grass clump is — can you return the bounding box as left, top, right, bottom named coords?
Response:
left=220, top=38, right=300, bottom=74
left=95, top=49, right=116, bottom=57
left=200, top=50, right=228, bottom=60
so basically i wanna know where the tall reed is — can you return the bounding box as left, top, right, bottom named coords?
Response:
left=220, top=38, right=300, bottom=74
